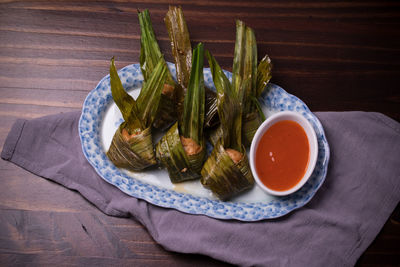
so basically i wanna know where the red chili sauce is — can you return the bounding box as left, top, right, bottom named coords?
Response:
left=255, top=120, right=310, bottom=191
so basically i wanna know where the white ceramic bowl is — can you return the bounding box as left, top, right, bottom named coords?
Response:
left=249, top=111, right=318, bottom=196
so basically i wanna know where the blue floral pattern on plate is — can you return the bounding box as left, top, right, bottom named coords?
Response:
left=79, top=62, right=330, bottom=221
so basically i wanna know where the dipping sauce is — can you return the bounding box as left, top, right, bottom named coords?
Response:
left=255, top=120, right=309, bottom=191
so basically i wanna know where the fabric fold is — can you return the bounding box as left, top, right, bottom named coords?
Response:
left=1, top=118, right=25, bottom=160
left=1, top=111, right=399, bottom=267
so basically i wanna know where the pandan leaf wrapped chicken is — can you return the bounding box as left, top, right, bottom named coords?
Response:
left=156, top=43, right=206, bottom=183
left=200, top=51, right=254, bottom=200
left=233, top=20, right=272, bottom=146
left=138, top=9, right=178, bottom=130
left=106, top=58, right=168, bottom=171
left=165, top=6, right=219, bottom=128
left=208, top=20, right=272, bottom=147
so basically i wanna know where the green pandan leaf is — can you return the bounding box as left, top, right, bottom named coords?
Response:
left=109, top=57, right=143, bottom=132
left=181, top=43, right=205, bottom=145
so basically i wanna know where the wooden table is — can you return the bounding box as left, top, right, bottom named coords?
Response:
left=1, top=1, right=399, bottom=266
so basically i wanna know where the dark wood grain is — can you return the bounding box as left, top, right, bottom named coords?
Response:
left=0, top=0, right=399, bottom=266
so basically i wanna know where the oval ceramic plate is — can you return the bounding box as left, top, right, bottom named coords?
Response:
left=79, top=62, right=330, bottom=221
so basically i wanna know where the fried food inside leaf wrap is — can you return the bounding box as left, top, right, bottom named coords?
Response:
left=201, top=140, right=254, bottom=200
left=165, top=6, right=218, bottom=128
left=156, top=43, right=206, bottom=183
left=106, top=58, right=168, bottom=171
left=207, top=21, right=272, bottom=147
left=107, top=125, right=155, bottom=171
left=200, top=50, right=254, bottom=200
left=232, top=20, right=273, bottom=146
left=138, top=9, right=178, bottom=130
left=156, top=122, right=206, bottom=183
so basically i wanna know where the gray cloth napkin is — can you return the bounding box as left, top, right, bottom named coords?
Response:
left=2, top=111, right=400, bottom=267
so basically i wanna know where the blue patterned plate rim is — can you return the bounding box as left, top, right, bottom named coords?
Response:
left=79, top=62, right=330, bottom=221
